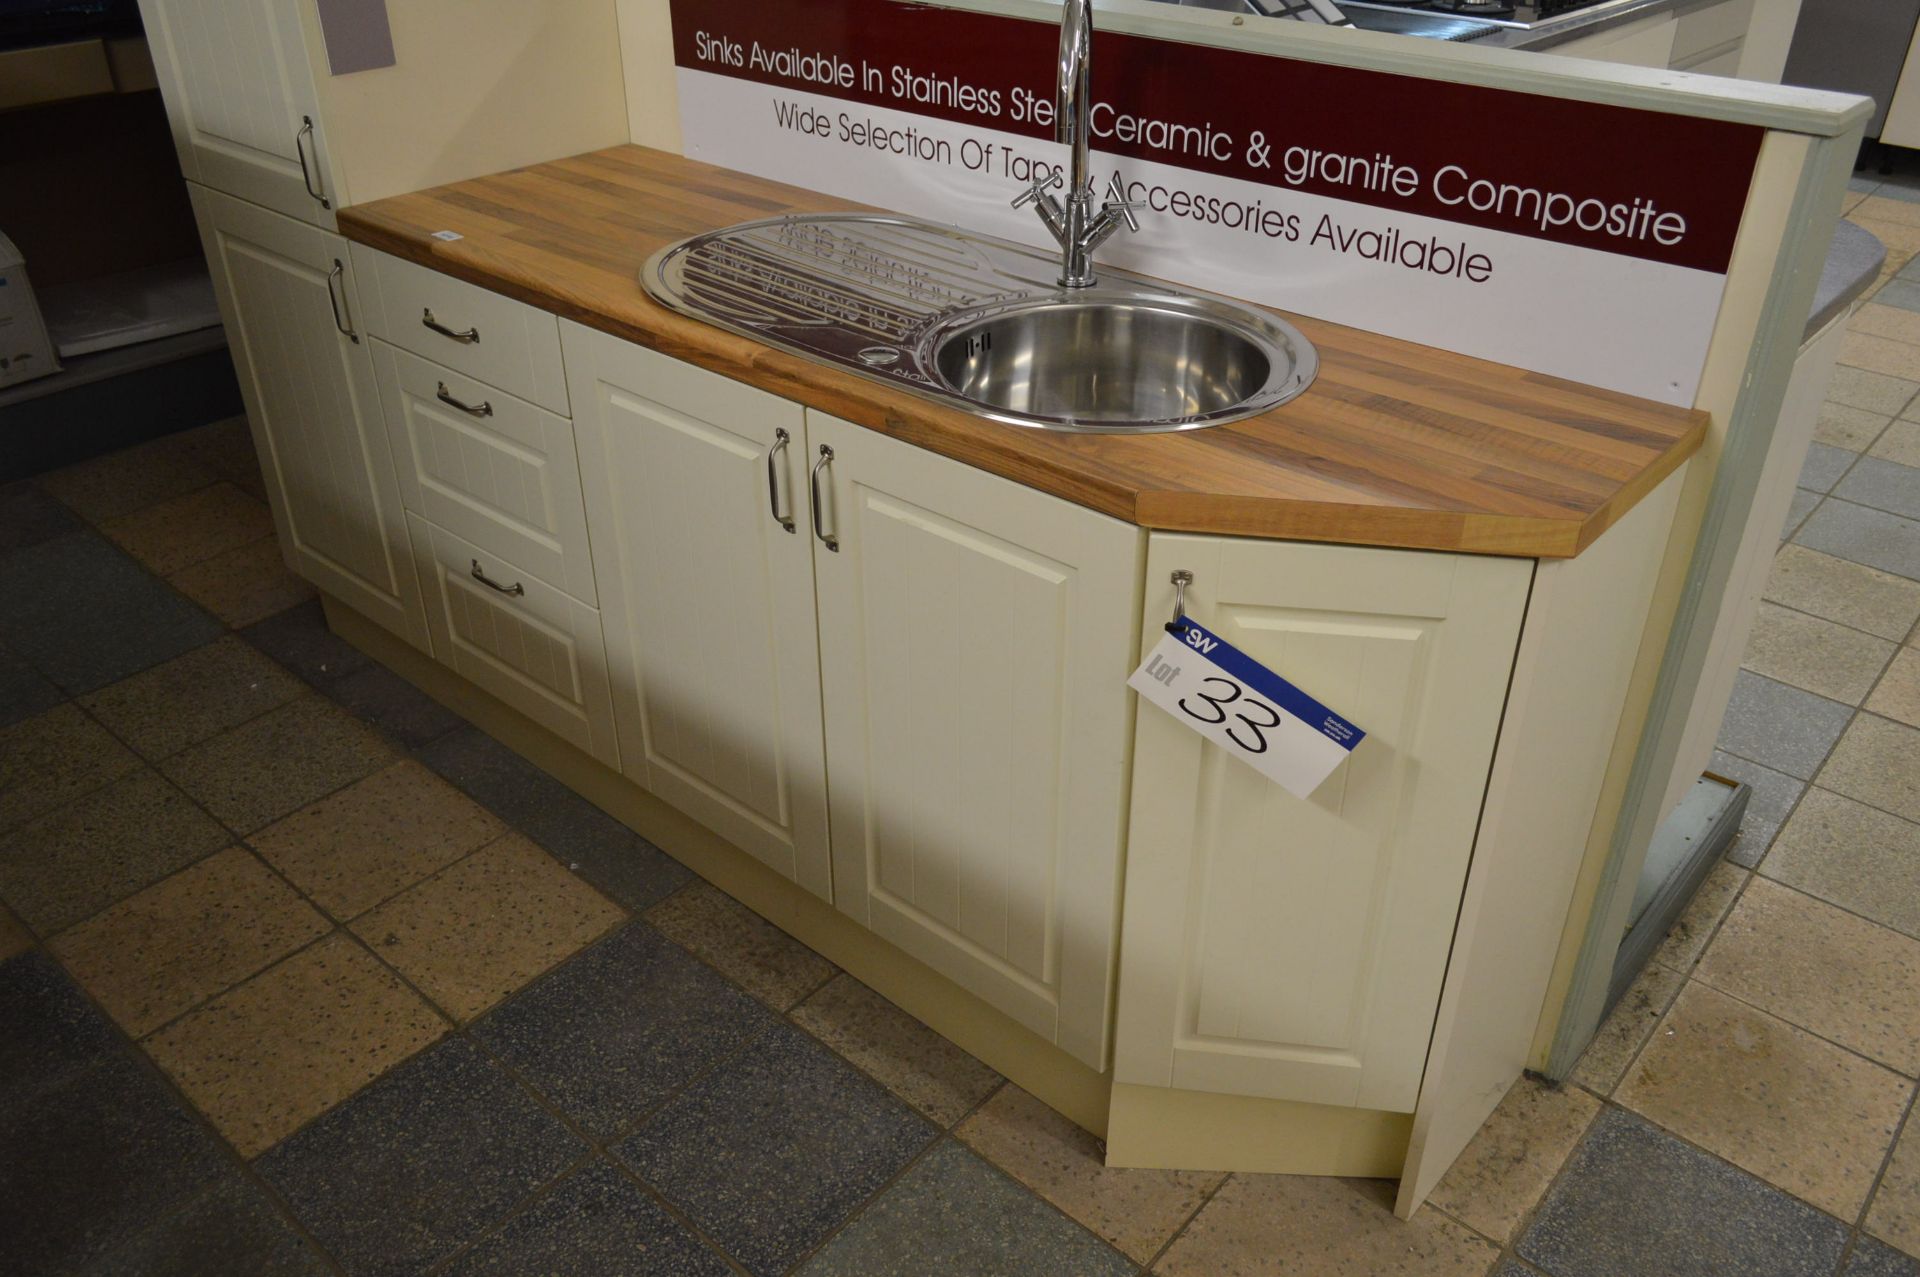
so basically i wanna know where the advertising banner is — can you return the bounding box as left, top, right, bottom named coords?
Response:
left=669, top=0, right=1764, bottom=404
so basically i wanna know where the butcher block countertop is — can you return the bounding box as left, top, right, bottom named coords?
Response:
left=337, top=145, right=1707, bottom=559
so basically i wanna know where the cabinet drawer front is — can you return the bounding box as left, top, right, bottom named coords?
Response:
left=375, top=343, right=596, bottom=605
left=353, top=245, right=567, bottom=413
left=407, top=514, right=618, bottom=767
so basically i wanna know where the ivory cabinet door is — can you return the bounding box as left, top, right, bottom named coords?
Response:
left=808, top=412, right=1142, bottom=1069
left=564, top=324, right=833, bottom=900
left=1113, top=534, right=1532, bottom=1112
left=192, top=187, right=429, bottom=653
left=138, top=0, right=338, bottom=226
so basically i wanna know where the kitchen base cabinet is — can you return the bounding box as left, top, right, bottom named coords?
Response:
left=807, top=412, right=1142, bottom=1070
left=564, top=323, right=834, bottom=901
left=1112, top=535, right=1533, bottom=1113
left=192, top=187, right=429, bottom=654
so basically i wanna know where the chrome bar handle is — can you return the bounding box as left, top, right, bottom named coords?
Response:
left=1169, top=569, right=1192, bottom=628
left=435, top=383, right=492, bottom=418
left=766, top=428, right=795, bottom=533
left=809, top=445, right=838, bottom=552
left=1011, top=171, right=1063, bottom=209
left=296, top=116, right=330, bottom=209
left=422, top=309, right=480, bottom=344
left=1105, top=172, right=1144, bottom=234
left=470, top=559, right=524, bottom=597
left=326, top=260, right=358, bottom=343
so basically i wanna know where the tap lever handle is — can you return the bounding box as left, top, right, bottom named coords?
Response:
left=1104, top=173, right=1142, bottom=233
left=1011, top=171, right=1064, bottom=209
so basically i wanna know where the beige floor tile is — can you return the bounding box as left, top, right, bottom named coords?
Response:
left=79, top=636, right=305, bottom=760
left=1843, top=331, right=1920, bottom=382
left=1764, top=788, right=1920, bottom=941
left=644, top=881, right=834, bottom=1010
left=1869, top=647, right=1920, bottom=729
left=1571, top=959, right=1688, bottom=1095
left=351, top=833, right=623, bottom=1021
left=957, top=1085, right=1222, bottom=1264
left=173, top=417, right=267, bottom=500
left=144, top=932, right=445, bottom=1156
left=1854, top=304, right=1920, bottom=346
left=1817, top=403, right=1895, bottom=452
left=1819, top=714, right=1920, bottom=825
left=40, top=433, right=220, bottom=524
left=1868, top=1116, right=1920, bottom=1258
left=1695, top=877, right=1920, bottom=1073
left=1874, top=419, right=1920, bottom=467
left=0, top=905, right=31, bottom=962
left=169, top=536, right=316, bottom=629
left=1857, top=198, right=1920, bottom=229
left=1652, top=860, right=1748, bottom=970
left=1741, top=602, right=1895, bottom=704
left=1765, top=546, right=1920, bottom=642
left=1425, top=1077, right=1600, bottom=1243
left=161, top=695, right=393, bottom=834
left=1617, top=981, right=1910, bottom=1218
left=251, top=761, right=504, bottom=921
left=1830, top=367, right=1920, bottom=418
left=1155, top=1173, right=1495, bottom=1277
left=101, top=483, right=274, bottom=577
left=51, top=846, right=329, bottom=1037
left=0, top=768, right=228, bottom=935
left=793, top=975, right=1002, bottom=1126
left=0, top=703, right=140, bottom=833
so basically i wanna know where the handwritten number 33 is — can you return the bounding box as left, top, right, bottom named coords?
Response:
left=1177, top=677, right=1282, bottom=754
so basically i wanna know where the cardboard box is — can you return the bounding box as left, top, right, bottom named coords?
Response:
left=0, top=231, right=61, bottom=389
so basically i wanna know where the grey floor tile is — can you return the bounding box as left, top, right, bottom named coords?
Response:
left=0, top=641, right=63, bottom=729
left=0, top=1048, right=228, bottom=1276
left=1715, top=671, right=1856, bottom=780
left=0, top=951, right=119, bottom=1102
left=445, top=1160, right=731, bottom=1277
left=1837, top=455, right=1920, bottom=522
left=616, top=1023, right=937, bottom=1277
left=1802, top=442, right=1859, bottom=493
left=1709, top=750, right=1806, bottom=868
left=799, top=1140, right=1131, bottom=1277
left=475, top=922, right=775, bottom=1138
left=84, top=1175, right=329, bottom=1277
left=324, top=664, right=466, bottom=750
left=1784, top=488, right=1822, bottom=541
left=1847, top=1237, right=1920, bottom=1277
left=241, top=600, right=373, bottom=688
left=257, top=1036, right=584, bottom=1277
left=1798, top=499, right=1920, bottom=581
left=0, top=481, right=82, bottom=554
left=1516, top=1108, right=1849, bottom=1277
left=0, top=532, right=223, bottom=695
left=1876, top=280, right=1920, bottom=316
left=420, top=728, right=690, bottom=910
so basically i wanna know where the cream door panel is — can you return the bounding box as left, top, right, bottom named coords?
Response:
left=138, top=0, right=336, bottom=226
left=407, top=514, right=618, bottom=767
left=1114, top=534, right=1531, bottom=1112
left=374, top=343, right=596, bottom=605
left=353, top=245, right=568, bottom=414
left=809, top=411, right=1141, bottom=1069
left=564, top=323, right=833, bottom=899
left=192, top=187, right=428, bottom=653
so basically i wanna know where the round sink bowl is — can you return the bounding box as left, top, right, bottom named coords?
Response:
left=926, top=291, right=1316, bottom=433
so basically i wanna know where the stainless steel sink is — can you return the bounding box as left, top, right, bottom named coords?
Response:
left=641, top=214, right=1316, bottom=434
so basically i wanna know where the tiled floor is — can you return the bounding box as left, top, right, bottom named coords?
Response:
left=5, top=182, right=1920, bottom=1272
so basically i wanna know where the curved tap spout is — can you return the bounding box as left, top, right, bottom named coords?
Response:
left=1057, top=0, right=1093, bottom=196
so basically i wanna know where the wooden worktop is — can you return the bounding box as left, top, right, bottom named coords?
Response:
left=338, top=145, right=1706, bottom=558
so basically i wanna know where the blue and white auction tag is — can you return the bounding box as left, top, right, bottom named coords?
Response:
left=1128, top=617, right=1365, bottom=798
